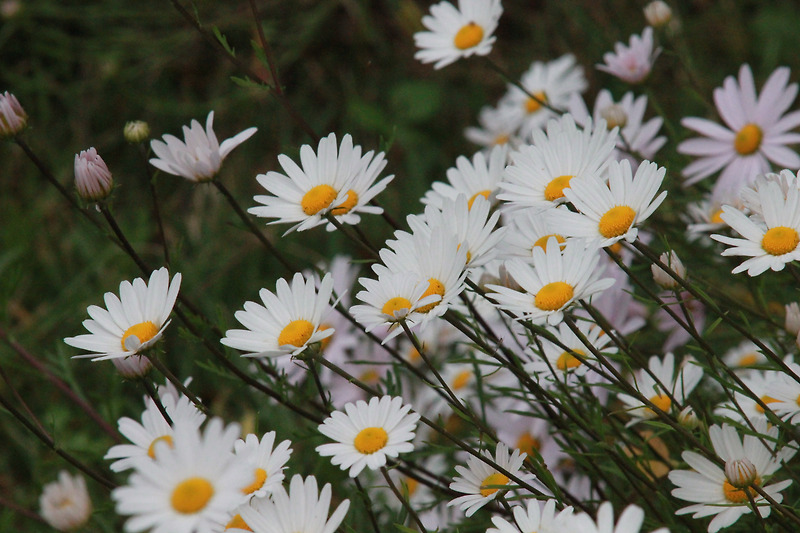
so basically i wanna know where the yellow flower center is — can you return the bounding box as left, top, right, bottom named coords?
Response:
left=451, top=370, right=472, bottom=390
left=761, top=226, right=799, bottom=256
left=534, top=281, right=574, bottom=311
left=301, top=184, right=337, bottom=216
left=278, top=319, right=314, bottom=348
left=493, top=134, right=509, bottom=145
left=468, top=189, right=492, bottom=209
left=755, top=395, right=780, bottom=414
left=242, top=468, right=267, bottom=495
left=645, top=394, right=672, bottom=416
left=525, top=91, right=548, bottom=114
left=147, top=434, right=174, bottom=459
left=382, top=296, right=412, bottom=316
left=734, top=123, right=763, bottom=155
left=416, top=278, right=445, bottom=313
left=556, top=349, right=585, bottom=371
left=171, top=477, right=215, bottom=514
left=226, top=514, right=252, bottom=531
left=121, top=321, right=158, bottom=351
left=331, top=189, right=359, bottom=215
left=360, top=369, right=380, bottom=384
left=354, top=427, right=388, bottom=454
left=533, top=234, right=566, bottom=251
left=404, top=477, right=419, bottom=496
left=453, top=22, right=484, bottom=50
left=599, top=205, right=636, bottom=239
left=738, top=353, right=758, bottom=366
left=543, top=174, right=573, bottom=202
left=516, top=432, right=541, bottom=459
left=479, top=473, right=510, bottom=497
left=723, top=477, right=761, bottom=504
left=796, top=393, right=800, bottom=407
left=710, top=208, right=725, bottom=224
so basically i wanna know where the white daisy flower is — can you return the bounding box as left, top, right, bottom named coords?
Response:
left=423, top=144, right=509, bottom=209
left=149, top=111, right=257, bottom=183
left=769, top=361, right=800, bottom=423
left=487, top=238, right=615, bottom=326
left=499, top=208, right=571, bottom=260
left=498, top=115, right=618, bottom=213
left=571, top=502, right=668, bottom=533
left=238, top=475, right=350, bottom=533
left=221, top=272, right=334, bottom=359
left=487, top=499, right=574, bottom=533
left=711, top=179, right=800, bottom=275
left=39, top=471, right=92, bottom=532
left=448, top=442, right=534, bottom=517
left=548, top=159, right=668, bottom=247
left=596, top=27, right=661, bottom=85
left=669, top=418, right=796, bottom=533
left=678, top=64, right=800, bottom=193
left=105, top=392, right=206, bottom=472
left=234, top=432, right=293, bottom=500
left=112, top=418, right=251, bottom=533
left=740, top=169, right=800, bottom=218
left=498, top=54, right=588, bottom=138
left=714, top=369, right=781, bottom=425
left=316, top=395, right=420, bottom=477
left=413, top=0, right=503, bottom=69
left=249, top=133, right=392, bottom=234
left=465, top=105, right=523, bottom=149
left=618, top=353, right=704, bottom=425
left=722, top=340, right=768, bottom=369
left=64, top=267, right=181, bottom=361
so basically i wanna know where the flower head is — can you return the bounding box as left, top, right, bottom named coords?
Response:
left=234, top=432, right=293, bottom=500
left=124, top=120, right=150, bottom=143
left=0, top=90, right=27, bottom=138
left=597, top=27, right=661, bottom=84
left=149, top=111, right=256, bottom=182
left=487, top=499, right=574, bottom=533
left=74, top=147, right=113, bottom=202
left=40, top=471, right=93, bottom=531
left=644, top=1, right=672, bottom=28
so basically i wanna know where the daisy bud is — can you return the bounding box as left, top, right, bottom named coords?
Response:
left=651, top=250, right=686, bottom=289
left=785, top=302, right=800, bottom=336
left=1, top=0, right=22, bottom=19
left=74, top=147, right=113, bottom=202
left=111, top=355, right=153, bottom=378
left=0, top=91, right=27, bottom=138
left=600, top=104, right=627, bottom=130
left=39, top=471, right=93, bottom=531
left=677, top=405, right=699, bottom=430
left=643, top=1, right=672, bottom=28
left=724, top=458, right=758, bottom=489
left=124, top=120, right=150, bottom=143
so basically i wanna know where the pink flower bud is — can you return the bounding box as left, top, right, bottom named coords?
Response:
left=0, top=91, right=27, bottom=138
left=74, top=147, right=113, bottom=202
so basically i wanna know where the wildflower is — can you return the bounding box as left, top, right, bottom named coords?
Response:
left=423, top=144, right=508, bottom=209
left=711, top=180, right=800, bottom=275
left=597, top=27, right=661, bottom=84
left=487, top=499, right=574, bottom=533
left=250, top=133, right=392, bottom=233
left=571, top=502, right=668, bottom=533
left=669, top=419, right=796, bottom=533
left=111, top=355, right=153, bottom=378
left=678, top=65, right=800, bottom=192
left=39, top=471, right=92, bottom=531
left=488, top=238, right=615, bottom=326
left=124, top=120, right=150, bottom=143
left=238, top=475, right=350, bottom=533
left=149, top=111, right=256, bottom=182
left=549, top=159, right=668, bottom=247
left=499, top=208, right=571, bottom=260
left=722, top=340, right=767, bottom=369
left=413, top=0, right=503, bottom=69
left=643, top=1, right=672, bottom=28
left=678, top=406, right=700, bottom=430
left=74, top=147, right=113, bottom=202
left=234, top=432, right=293, bottom=500
left=64, top=267, right=181, bottom=361
left=448, top=442, right=534, bottom=517
left=739, top=169, right=800, bottom=218
left=714, top=369, right=782, bottom=424
left=221, top=272, right=334, bottom=359
left=112, top=418, right=251, bottom=533
left=0, top=90, right=27, bottom=138
left=651, top=250, right=686, bottom=289
left=316, top=395, right=419, bottom=477
left=464, top=105, right=522, bottom=149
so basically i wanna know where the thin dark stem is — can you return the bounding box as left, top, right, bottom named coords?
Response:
left=0, top=495, right=48, bottom=525
left=353, top=477, right=382, bottom=533
left=145, top=353, right=208, bottom=415
left=98, top=204, right=151, bottom=273
left=381, top=467, right=427, bottom=532
left=141, top=377, right=173, bottom=425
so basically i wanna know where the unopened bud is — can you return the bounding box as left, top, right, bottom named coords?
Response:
left=678, top=406, right=699, bottom=430
left=124, top=120, right=150, bottom=143
left=786, top=303, right=800, bottom=336
left=111, top=355, right=153, bottom=378
left=1, top=0, right=21, bottom=19
left=600, top=104, right=627, bottom=130
left=0, top=91, right=27, bottom=138
left=74, top=147, right=113, bottom=202
left=651, top=250, right=686, bottom=289
left=644, top=1, right=672, bottom=28
left=724, top=458, right=758, bottom=489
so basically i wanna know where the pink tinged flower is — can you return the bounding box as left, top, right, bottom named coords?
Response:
left=0, top=90, right=27, bottom=138
left=678, top=64, right=800, bottom=193
left=39, top=471, right=93, bottom=531
left=596, top=27, right=661, bottom=84
left=74, top=147, right=114, bottom=202
left=149, top=111, right=257, bottom=182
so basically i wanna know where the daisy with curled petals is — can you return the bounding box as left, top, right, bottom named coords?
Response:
left=349, top=271, right=441, bottom=343
left=423, top=144, right=509, bottom=210
left=448, top=442, right=534, bottom=517
left=221, top=272, right=334, bottom=359
left=711, top=179, right=800, bottom=275
left=669, top=418, right=796, bottom=533
left=498, top=115, right=618, bottom=213
left=65, top=267, right=181, bottom=361
left=238, top=475, right=349, bottom=533
left=149, top=111, right=256, bottom=183
left=487, top=499, right=574, bottom=533
left=249, top=133, right=392, bottom=234
left=548, top=159, right=667, bottom=247
left=234, top=432, right=293, bottom=500
left=112, top=418, right=251, bottom=533
left=596, top=27, right=661, bottom=85
left=739, top=169, right=800, bottom=218
left=678, top=64, right=800, bottom=194
left=413, top=0, right=503, bottom=70
left=316, top=395, right=420, bottom=477
left=487, top=238, right=615, bottom=326
left=40, top=471, right=93, bottom=532
left=571, top=502, right=668, bottom=533
left=618, top=353, right=703, bottom=425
